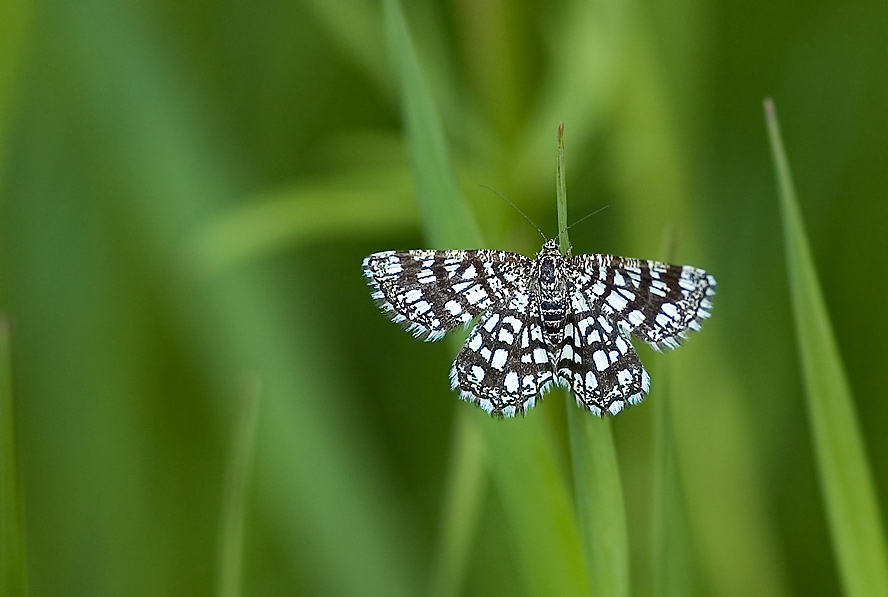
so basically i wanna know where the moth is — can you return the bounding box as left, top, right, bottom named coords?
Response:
left=363, top=238, right=715, bottom=417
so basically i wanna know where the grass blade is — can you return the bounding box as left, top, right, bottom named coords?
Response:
left=650, top=231, right=694, bottom=597
left=427, top=408, right=486, bottom=597
left=215, top=376, right=262, bottom=597
left=383, top=5, right=483, bottom=593
left=481, top=421, right=590, bottom=596
left=650, top=363, right=693, bottom=597
left=189, top=167, right=416, bottom=276
left=557, top=123, right=629, bottom=597
left=566, top=413, right=629, bottom=596
left=0, top=0, right=31, bottom=166
left=382, top=0, right=479, bottom=250
left=765, top=97, right=888, bottom=597
left=0, top=316, right=28, bottom=597
left=384, top=3, right=590, bottom=594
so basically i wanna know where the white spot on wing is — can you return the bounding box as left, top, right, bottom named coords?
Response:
left=617, top=369, right=633, bottom=386
left=593, top=350, right=608, bottom=371
left=445, top=301, right=462, bottom=316
left=468, top=333, right=483, bottom=351
left=491, top=349, right=508, bottom=370
left=504, top=372, right=519, bottom=393
left=606, top=293, right=628, bottom=311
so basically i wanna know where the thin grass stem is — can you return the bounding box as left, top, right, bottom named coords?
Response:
left=557, top=124, right=630, bottom=597
left=765, top=97, right=888, bottom=597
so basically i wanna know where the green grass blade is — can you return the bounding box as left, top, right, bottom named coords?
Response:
left=382, top=6, right=486, bottom=595
left=189, top=167, right=416, bottom=276
left=383, top=0, right=479, bottom=250
left=0, top=316, right=28, bottom=597
left=765, top=97, right=888, bottom=597
left=650, top=363, right=693, bottom=597
left=555, top=122, right=570, bottom=253
left=384, top=3, right=589, bottom=594
left=557, top=123, right=629, bottom=597
left=650, top=233, right=694, bottom=597
left=481, top=421, right=590, bottom=596
left=215, top=377, right=262, bottom=597
left=566, top=414, right=630, bottom=596
left=0, top=0, right=31, bottom=165
left=516, top=0, right=629, bottom=182
left=427, top=408, right=486, bottom=597
left=302, top=0, right=391, bottom=95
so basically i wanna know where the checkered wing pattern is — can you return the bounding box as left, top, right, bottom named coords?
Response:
left=556, top=312, right=650, bottom=416
left=450, top=291, right=555, bottom=417
left=568, top=254, right=716, bottom=350
left=362, top=249, right=531, bottom=341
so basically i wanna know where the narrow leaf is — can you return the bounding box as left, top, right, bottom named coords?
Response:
left=427, top=409, right=486, bottom=597
left=0, top=316, right=28, bottom=597
left=189, top=168, right=416, bottom=276
left=765, top=97, right=888, bottom=597
left=651, top=364, right=693, bottom=597
left=215, top=377, right=262, bottom=597
left=557, top=124, right=629, bottom=597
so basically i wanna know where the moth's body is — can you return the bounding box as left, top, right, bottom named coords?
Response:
left=534, top=239, right=569, bottom=349
left=363, top=238, right=715, bottom=417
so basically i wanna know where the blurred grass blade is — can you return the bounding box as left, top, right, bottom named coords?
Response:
left=651, top=364, right=693, bottom=597
left=651, top=231, right=693, bottom=597
left=765, top=98, right=888, bottom=597
left=517, top=0, right=629, bottom=182
left=382, top=5, right=484, bottom=595
left=215, top=376, right=262, bottom=597
left=384, top=2, right=589, bottom=594
left=382, top=0, right=480, bottom=250
left=428, top=408, right=485, bottom=597
left=557, top=123, right=629, bottom=597
left=302, top=0, right=391, bottom=95
left=190, top=167, right=416, bottom=276
left=0, top=0, right=31, bottom=160
left=0, top=316, right=28, bottom=597
left=566, top=413, right=629, bottom=596
left=481, top=422, right=589, bottom=596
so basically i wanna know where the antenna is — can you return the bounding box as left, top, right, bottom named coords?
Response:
left=566, top=204, right=609, bottom=232
left=479, top=185, right=547, bottom=240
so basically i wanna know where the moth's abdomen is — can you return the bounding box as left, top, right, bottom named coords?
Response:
left=539, top=298, right=567, bottom=344
left=535, top=251, right=569, bottom=346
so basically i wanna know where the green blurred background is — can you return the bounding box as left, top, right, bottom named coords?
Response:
left=1, top=0, right=886, bottom=595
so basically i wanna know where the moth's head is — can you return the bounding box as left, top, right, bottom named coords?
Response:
left=540, top=238, right=559, bottom=256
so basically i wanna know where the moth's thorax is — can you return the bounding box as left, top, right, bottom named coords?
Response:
left=535, top=240, right=569, bottom=346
